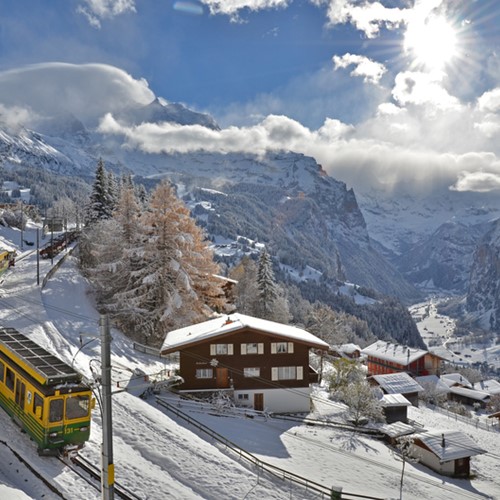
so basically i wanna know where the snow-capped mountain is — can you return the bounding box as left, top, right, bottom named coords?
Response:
left=0, top=100, right=419, bottom=301
left=466, top=219, right=500, bottom=331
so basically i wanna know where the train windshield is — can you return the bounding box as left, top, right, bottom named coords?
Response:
left=49, top=399, right=64, bottom=422
left=66, top=395, right=90, bottom=420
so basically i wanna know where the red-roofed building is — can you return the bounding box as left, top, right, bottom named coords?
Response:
left=361, top=341, right=443, bottom=377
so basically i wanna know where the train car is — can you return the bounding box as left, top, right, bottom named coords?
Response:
left=0, top=249, right=16, bottom=274
left=0, top=326, right=94, bottom=455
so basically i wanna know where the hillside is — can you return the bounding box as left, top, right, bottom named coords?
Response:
left=0, top=230, right=499, bottom=499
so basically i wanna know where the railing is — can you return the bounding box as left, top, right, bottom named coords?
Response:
left=156, top=396, right=385, bottom=500
left=133, top=342, right=179, bottom=362
left=428, top=404, right=500, bottom=432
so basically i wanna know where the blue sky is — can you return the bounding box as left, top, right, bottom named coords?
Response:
left=1, top=0, right=500, bottom=194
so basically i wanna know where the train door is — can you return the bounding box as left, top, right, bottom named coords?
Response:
left=15, top=379, right=26, bottom=410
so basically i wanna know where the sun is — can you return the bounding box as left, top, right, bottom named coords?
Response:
left=404, top=15, right=458, bottom=71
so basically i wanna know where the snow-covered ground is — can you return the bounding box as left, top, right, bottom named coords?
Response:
left=1, top=224, right=500, bottom=499
left=410, top=299, right=500, bottom=371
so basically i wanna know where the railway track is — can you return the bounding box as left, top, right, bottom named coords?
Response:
left=61, top=453, right=142, bottom=500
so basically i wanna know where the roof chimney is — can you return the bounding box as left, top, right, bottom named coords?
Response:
left=441, top=433, right=445, bottom=448
left=224, top=316, right=233, bottom=325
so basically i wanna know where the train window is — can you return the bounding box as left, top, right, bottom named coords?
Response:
left=0, top=360, right=4, bottom=383
left=49, top=399, right=64, bottom=422
left=66, top=395, right=90, bottom=419
left=33, top=393, right=44, bottom=420
left=5, top=367, right=15, bottom=392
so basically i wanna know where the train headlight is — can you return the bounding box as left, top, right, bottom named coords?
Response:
left=79, top=426, right=88, bottom=432
left=49, top=432, right=59, bottom=438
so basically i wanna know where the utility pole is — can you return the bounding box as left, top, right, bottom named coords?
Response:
left=36, top=228, right=40, bottom=286
left=100, top=314, right=114, bottom=500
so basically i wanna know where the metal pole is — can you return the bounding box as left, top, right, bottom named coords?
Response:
left=50, top=220, right=54, bottom=266
left=100, top=314, right=114, bottom=500
left=36, top=228, right=40, bottom=286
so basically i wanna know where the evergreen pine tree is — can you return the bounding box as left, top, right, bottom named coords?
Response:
left=85, top=159, right=113, bottom=225
left=256, top=248, right=279, bottom=318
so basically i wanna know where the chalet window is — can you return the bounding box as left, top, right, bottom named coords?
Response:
left=271, top=366, right=304, bottom=381
left=243, top=367, right=260, bottom=378
left=210, top=344, right=234, bottom=356
left=271, top=342, right=294, bottom=354
left=196, top=368, right=214, bottom=379
left=5, top=366, right=14, bottom=392
left=238, top=394, right=249, bottom=400
left=241, top=343, right=264, bottom=355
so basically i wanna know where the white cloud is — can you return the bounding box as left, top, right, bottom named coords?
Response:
left=200, top=0, right=290, bottom=21
left=319, top=0, right=409, bottom=38
left=0, top=63, right=154, bottom=126
left=392, top=71, right=460, bottom=109
left=477, top=88, right=500, bottom=113
left=332, top=53, right=387, bottom=85
left=451, top=170, right=500, bottom=192
left=77, top=0, right=136, bottom=28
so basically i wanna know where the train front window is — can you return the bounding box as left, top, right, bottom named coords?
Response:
left=49, top=399, right=64, bottom=422
left=66, top=395, right=90, bottom=419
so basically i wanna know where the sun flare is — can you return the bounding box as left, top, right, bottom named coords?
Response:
left=404, top=15, right=458, bottom=71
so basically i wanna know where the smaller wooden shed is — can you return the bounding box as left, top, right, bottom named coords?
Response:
left=410, top=430, right=486, bottom=478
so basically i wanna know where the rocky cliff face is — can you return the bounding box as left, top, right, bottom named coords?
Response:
left=396, top=221, right=488, bottom=292
left=466, top=219, right=500, bottom=331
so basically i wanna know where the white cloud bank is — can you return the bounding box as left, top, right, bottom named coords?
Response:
left=0, top=63, right=154, bottom=127
left=332, top=54, right=387, bottom=85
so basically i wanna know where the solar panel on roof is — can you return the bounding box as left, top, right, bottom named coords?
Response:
left=0, top=326, right=82, bottom=385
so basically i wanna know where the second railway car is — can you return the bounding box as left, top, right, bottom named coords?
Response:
left=0, top=326, right=93, bottom=455
left=0, top=249, right=16, bottom=275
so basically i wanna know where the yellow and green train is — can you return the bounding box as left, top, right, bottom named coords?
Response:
left=0, top=249, right=16, bottom=275
left=0, top=326, right=94, bottom=455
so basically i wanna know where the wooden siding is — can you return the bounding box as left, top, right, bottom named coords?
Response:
left=367, top=353, right=441, bottom=377
left=177, top=327, right=313, bottom=392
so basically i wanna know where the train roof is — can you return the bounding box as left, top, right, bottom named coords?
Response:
left=0, top=326, right=83, bottom=386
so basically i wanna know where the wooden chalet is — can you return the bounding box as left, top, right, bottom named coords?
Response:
left=380, top=393, right=411, bottom=424
left=409, top=430, right=486, bottom=478
left=361, top=341, right=442, bottom=377
left=160, top=313, right=329, bottom=413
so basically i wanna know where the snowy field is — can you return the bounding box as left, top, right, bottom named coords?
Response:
left=410, top=300, right=500, bottom=370
left=0, top=224, right=499, bottom=499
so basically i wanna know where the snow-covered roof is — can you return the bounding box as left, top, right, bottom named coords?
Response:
left=381, top=394, right=411, bottom=407
left=441, top=373, right=472, bottom=388
left=474, top=379, right=500, bottom=395
left=337, top=343, right=361, bottom=354
left=371, top=372, right=424, bottom=395
left=415, top=375, right=450, bottom=394
left=161, top=313, right=330, bottom=354
left=380, top=422, right=415, bottom=439
left=361, top=341, right=430, bottom=365
left=414, top=430, right=486, bottom=462
left=448, top=386, right=490, bottom=402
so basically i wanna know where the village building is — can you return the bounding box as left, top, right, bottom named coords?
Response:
left=380, top=393, right=411, bottom=424
left=361, top=341, right=442, bottom=377
left=415, top=374, right=451, bottom=403
left=441, top=373, right=473, bottom=389
left=160, top=313, right=329, bottom=413
left=370, top=372, right=424, bottom=407
left=447, top=386, right=490, bottom=409
left=329, top=343, right=361, bottom=359
left=474, top=379, right=500, bottom=396
left=409, top=430, right=486, bottom=478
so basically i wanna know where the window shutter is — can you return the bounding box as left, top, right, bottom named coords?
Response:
left=241, top=344, right=247, bottom=355
left=210, top=344, right=216, bottom=356
left=296, top=366, right=303, bottom=380
left=258, top=343, right=264, bottom=354
left=271, top=367, right=278, bottom=381
left=288, top=342, right=294, bottom=354
left=228, top=344, right=234, bottom=355
left=271, top=343, right=277, bottom=354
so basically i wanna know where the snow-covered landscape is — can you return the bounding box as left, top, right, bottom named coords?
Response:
left=1, top=221, right=499, bottom=500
